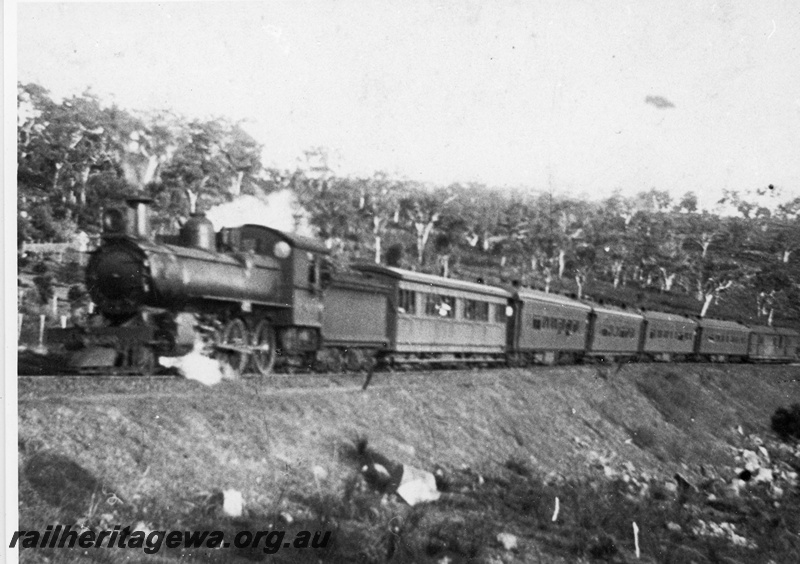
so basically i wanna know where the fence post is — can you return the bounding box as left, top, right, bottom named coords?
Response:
left=38, top=314, right=46, bottom=350
left=51, top=294, right=58, bottom=316
left=18, top=313, right=24, bottom=343
left=60, top=315, right=68, bottom=329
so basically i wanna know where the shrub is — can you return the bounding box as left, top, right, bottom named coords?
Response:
left=32, top=260, right=49, bottom=275
left=60, top=260, right=84, bottom=284
left=33, top=275, right=54, bottom=305
left=771, top=404, right=800, bottom=441
left=67, top=284, right=88, bottom=303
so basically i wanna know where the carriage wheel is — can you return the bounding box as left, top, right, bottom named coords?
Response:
left=250, top=319, right=277, bottom=376
left=218, top=318, right=250, bottom=375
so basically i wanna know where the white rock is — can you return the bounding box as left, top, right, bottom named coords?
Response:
left=223, top=489, right=244, bottom=517
left=666, top=522, right=682, bottom=533
left=758, top=446, right=770, bottom=462
left=754, top=468, right=774, bottom=484
left=496, top=532, right=518, bottom=551
left=312, top=465, right=328, bottom=482
left=159, top=349, right=235, bottom=386
left=741, top=450, right=761, bottom=473
left=395, top=465, right=441, bottom=506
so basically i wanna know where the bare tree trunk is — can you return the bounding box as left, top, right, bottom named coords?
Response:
left=374, top=235, right=381, bottom=264
left=185, top=189, right=198, bottom=214
left=439, top=255, right=450, bottom=278
left=52, top=163, right=63, bottom=191
left=230, top=170, right=245, bottom=196
left=414, top=221, right=436, bottom=264
left=700, top=293, right=714, bottom=317
left=575, top=274, right=584, bottom=300
left=612, top=260, right=624, bottom=288
left=544, top=268, right=552, bottom=293
left=558, top=249, right=566, bottom=278
left=659, top=267, right=676, bottom=291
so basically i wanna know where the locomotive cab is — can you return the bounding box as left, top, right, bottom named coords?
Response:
left=217, top=224, right=329, bottom=358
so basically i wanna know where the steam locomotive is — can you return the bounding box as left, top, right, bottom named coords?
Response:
left=47, top=198, right=800, bottom=375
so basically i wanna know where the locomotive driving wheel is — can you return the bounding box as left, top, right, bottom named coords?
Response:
left=250, top=319, right=277, bottom=376
left=130, top=345, right=157, bottom=375
left=217, top=318, right=250, bottom=375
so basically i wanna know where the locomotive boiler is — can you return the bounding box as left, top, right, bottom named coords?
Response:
left=49, top=197, right=329, bottom=375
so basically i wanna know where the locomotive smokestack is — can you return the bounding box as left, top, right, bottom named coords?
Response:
left=126, top=197, right=152, bottom=240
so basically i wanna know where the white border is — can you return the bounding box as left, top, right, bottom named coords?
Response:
left=4, top=0, right=19, bottom=561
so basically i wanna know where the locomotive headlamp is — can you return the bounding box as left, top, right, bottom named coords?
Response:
left=102, top=209, right=125, bottom=233
left=274, top=241, right=292, bottom=259
left=505, top=305, right=514, bottom=317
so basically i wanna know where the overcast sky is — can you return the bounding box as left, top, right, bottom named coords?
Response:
left=15, top=0, right=800, bottom=206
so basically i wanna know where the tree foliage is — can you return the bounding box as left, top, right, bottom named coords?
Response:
left=17, top=82, right=800, bottom=327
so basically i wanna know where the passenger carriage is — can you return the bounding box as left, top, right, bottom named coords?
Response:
left=747, top=326, right=800, bottom=363
left=639, top=311, right=698, bottom=362
left=694, top=318, right=750, bottom=362
left=508, top=289, right=590, bottom=365
left=586, top=304, right=643, bottom=360
left=351, top=264, right=512, bottom=365
left=777, top=328, right=800, bottom=362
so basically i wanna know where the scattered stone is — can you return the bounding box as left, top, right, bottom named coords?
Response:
left=666, top=522, right=682, bottom=533
left=741, top=450, right=760, bottom=473
left=395, top=465, right=441, bottom=506
left=496, top=532, right=518, bottom=551
left=312, top=465, right=328, bottom=482
left=222, top=489, right=243, bottom=517
left=279, top=511, right=293, bottom=524
left=753, top=468, right=774, bottom=484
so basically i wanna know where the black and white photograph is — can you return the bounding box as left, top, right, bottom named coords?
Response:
left=6, top=0, right=800, bottom=562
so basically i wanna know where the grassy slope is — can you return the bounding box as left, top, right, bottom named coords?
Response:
left=16, top=364, right=800, bottom=563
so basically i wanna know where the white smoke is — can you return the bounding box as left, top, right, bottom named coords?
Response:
left=205, top=190, right=314, bottom=237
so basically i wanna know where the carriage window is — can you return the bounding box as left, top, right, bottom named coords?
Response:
left=494, top=304, right=507, bottom=323
left=425, top=294, right=454, bottom=318
left=439, top=296, right=455, bottom=318
left=464, top=300, right=489, bottom=321
left=398, top=289, right=416, bottom=314
left=425, top=294, right=438, bottom=316
left=308, top=257, right=318, bottom=286
left=532, top=317, right=542, bottom=330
